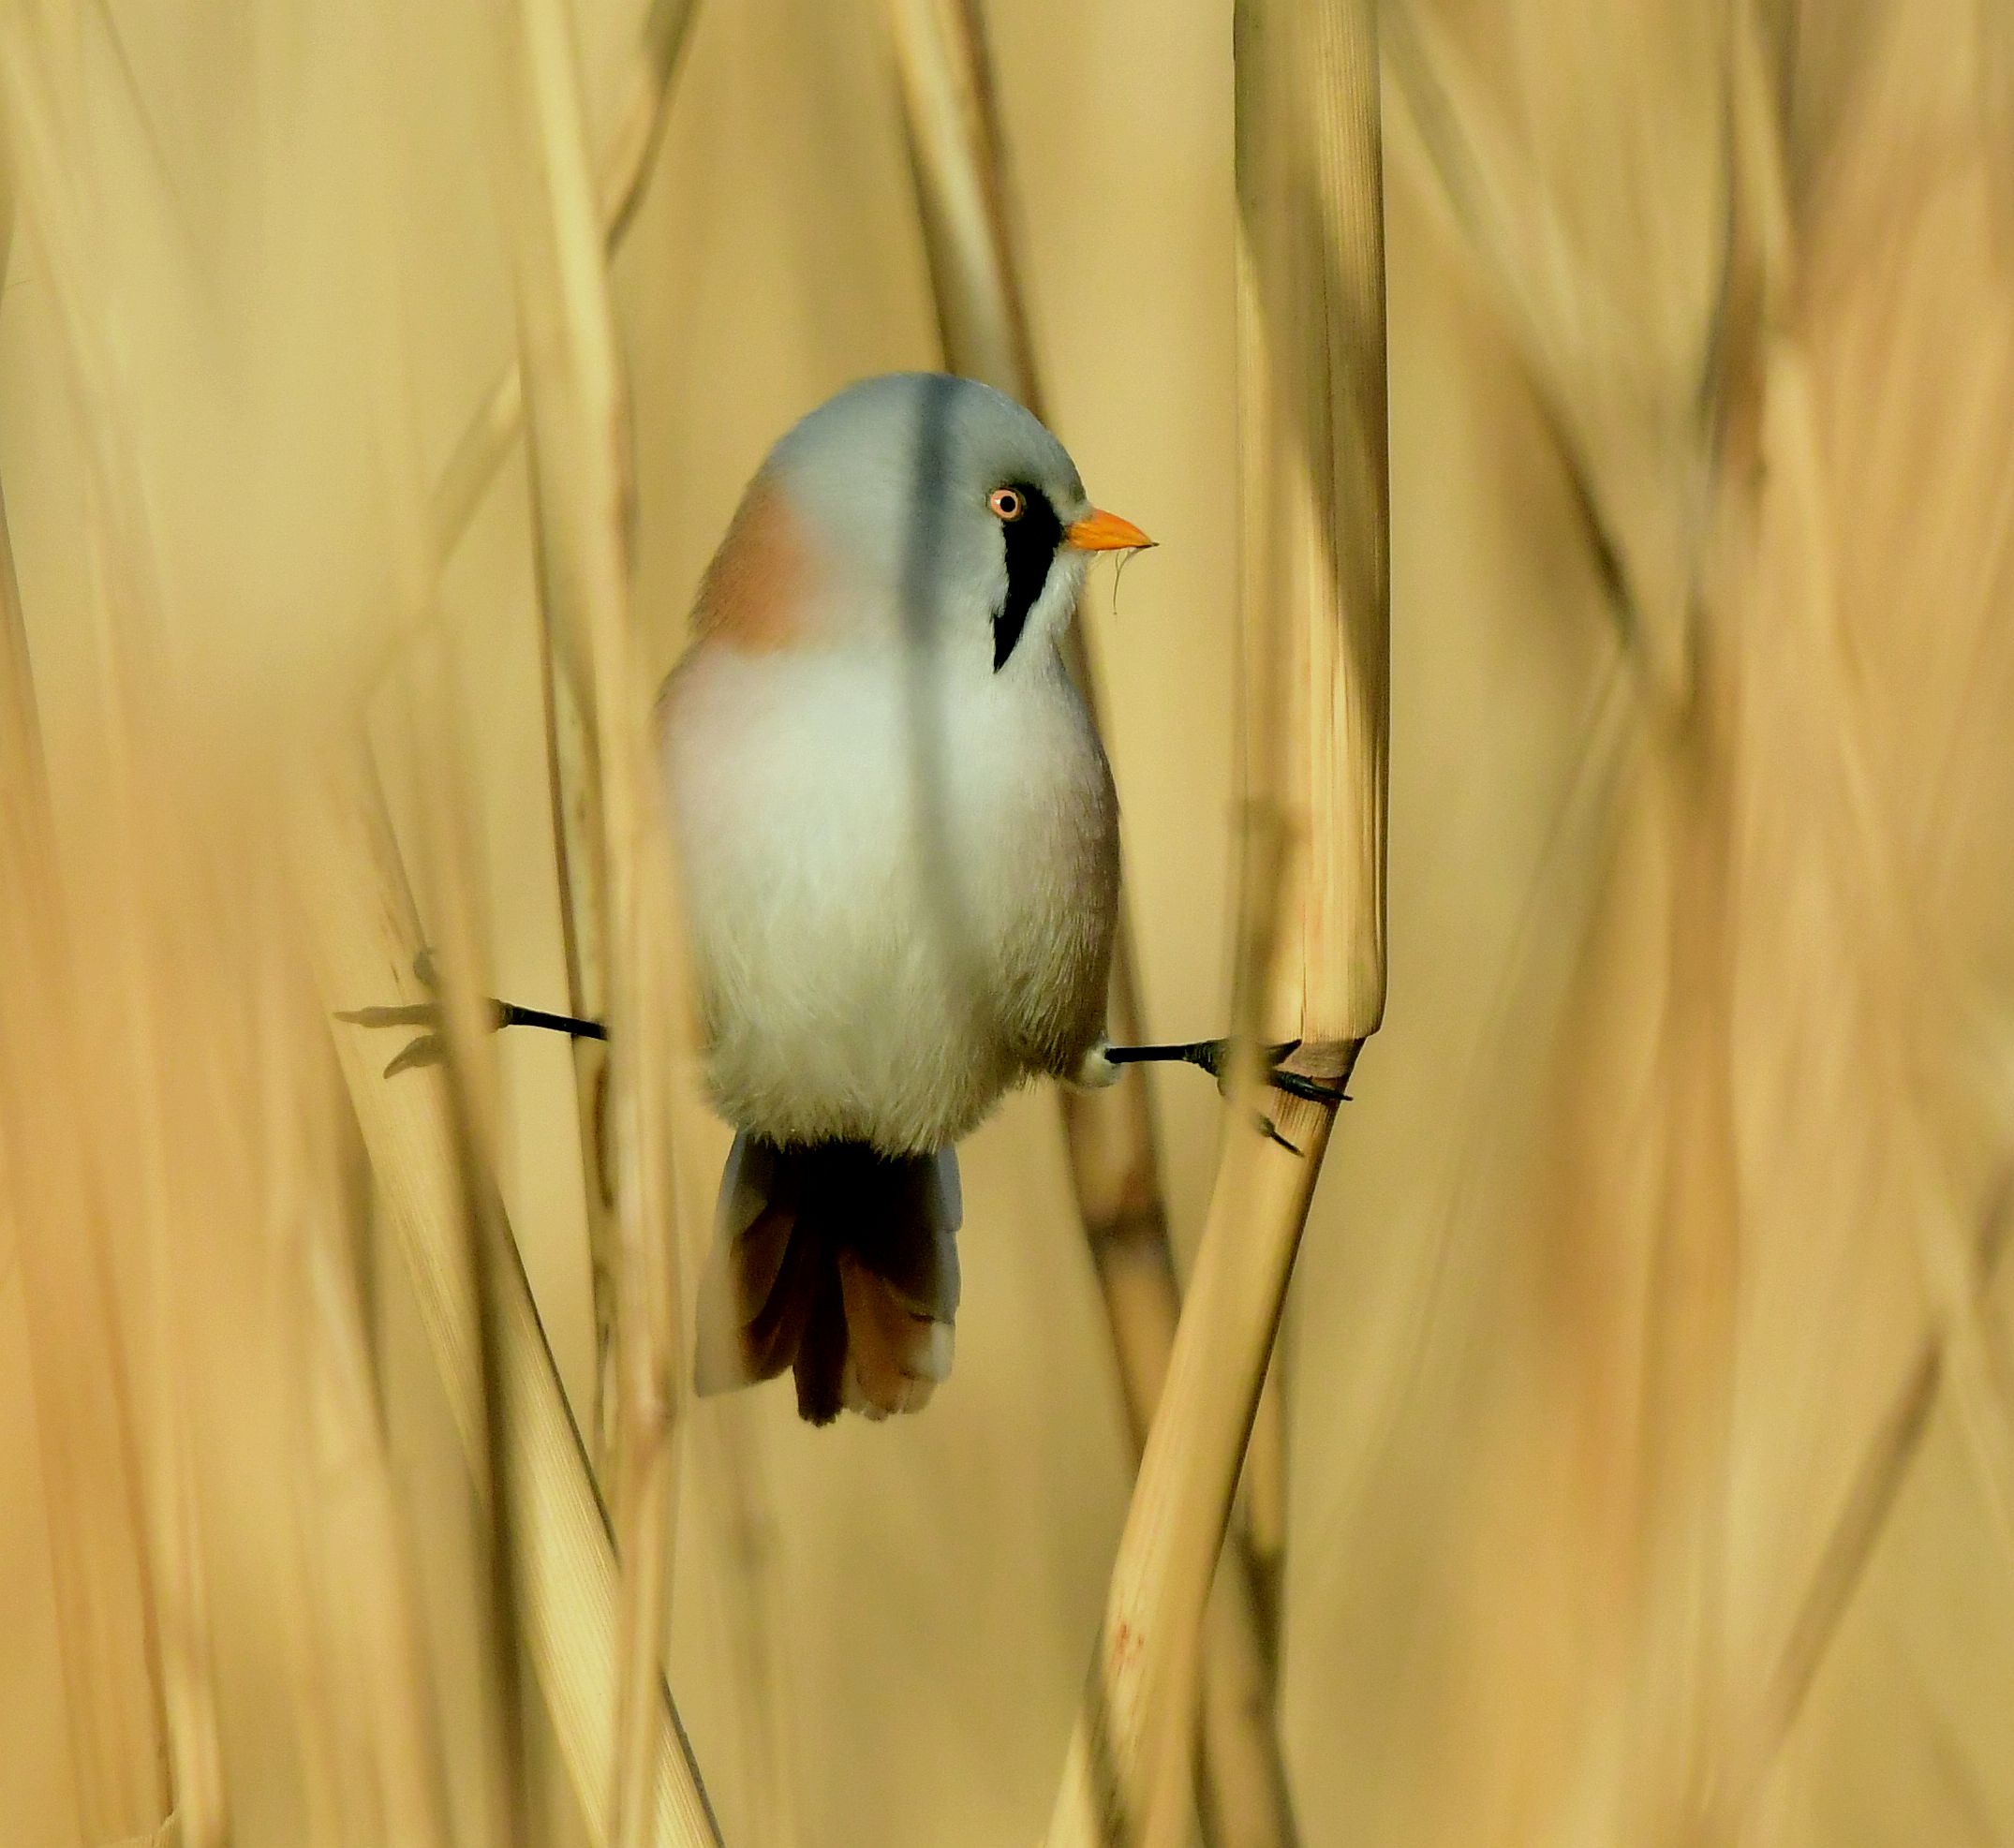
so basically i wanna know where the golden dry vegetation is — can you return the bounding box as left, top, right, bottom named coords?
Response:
left=2, top=1, right=2011, bottom=1845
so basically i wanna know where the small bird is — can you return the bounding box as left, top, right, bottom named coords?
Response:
left=657, top=373, right=1147, bottom=1425
left=339, top=372, right=1340, bottom=1424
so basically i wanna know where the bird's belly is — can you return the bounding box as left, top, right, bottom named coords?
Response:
left=659, top=648, right=1114, bottom=1154
left=692, top=841, right=1014, bottom=1153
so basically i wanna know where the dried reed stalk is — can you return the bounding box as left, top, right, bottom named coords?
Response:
left=401, top=651, right=543, bottom=1846
left=1385, top=10, right=1730, bottom=1841
left=1707, top=1178, right=2014, bottom=1837
left=430, top=0, right=699, bottom=577
left=3, top=32, right=234, bottom=1841
left=1230, top=7, right=1390, bottom=1057
left=688, top=1399, right=805, bottom=1848
left=1043, top=1097, right=1339, bottom=1848
left=543, top=658, right=622, bottom=1463
left=1238, top=1372, right=1287, bottom=1643
left=1694, top=13, right=2014, bottom=1830
left=1385, top=2, right=1718, bottom=715
left=496, top=0, right=696, bottom=1838
left=301, top=766, right=718, bottom=1847
left=520, top=0, right=695, bottom=1488
left=266, top=941, right=455, bottom=1848
left=1045, top=0, right=1388, bottom=1839
left=411, top=5, right=797, bottom=1832
left=886, top=0, right=1165, bottom=1487
left=0, top=439, right=175, bottom=1848
left=294, top=1190, right=458, bottom=1848
left=425, top=0, right=697, bottom=1481
left=1390, top=6, right=2014, bottom=1837
left=887, top=3, right=1296, bottom=1840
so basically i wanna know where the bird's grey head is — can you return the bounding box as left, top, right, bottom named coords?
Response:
left=764, top=373, right=1117, bottom=672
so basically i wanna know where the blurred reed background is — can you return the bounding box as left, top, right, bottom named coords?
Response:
left=4, top=0, right=2013, bottom=1845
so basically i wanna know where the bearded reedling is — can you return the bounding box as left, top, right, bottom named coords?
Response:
left=344, top=374, right=1342, bottom=1423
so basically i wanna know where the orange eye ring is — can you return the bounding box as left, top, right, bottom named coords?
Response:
left=988, top=486, right=1025, bottom=522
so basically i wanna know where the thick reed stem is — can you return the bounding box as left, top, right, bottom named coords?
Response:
left=1045, top=0, right=1388, bottom=1840
left=887, top=3, right=1298, bottom=1839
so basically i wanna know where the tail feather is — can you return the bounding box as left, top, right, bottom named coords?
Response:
left=694, top=1133, right=961, bottom=1426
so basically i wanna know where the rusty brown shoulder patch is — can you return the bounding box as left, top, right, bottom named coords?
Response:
left=691, top=472, right=810, bottom=652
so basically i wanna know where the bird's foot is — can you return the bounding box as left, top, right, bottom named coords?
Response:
left=1100, top=1035, right=1351, bottom=1155
left=334, top=949, right=606, bottom=1078
left=333, top=950, right=449, bottom=1075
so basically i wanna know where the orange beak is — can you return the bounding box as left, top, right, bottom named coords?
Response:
left=1065, top=508, right=1154, bottom=553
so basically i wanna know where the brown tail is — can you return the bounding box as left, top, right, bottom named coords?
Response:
left=692, top=1134, right=962, bottom=1426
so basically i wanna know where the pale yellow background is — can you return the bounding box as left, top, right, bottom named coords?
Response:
left=4, top=1, right=2011, bottom=1844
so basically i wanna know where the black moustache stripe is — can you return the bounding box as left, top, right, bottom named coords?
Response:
left=994, top=482, right=1063, bottom=672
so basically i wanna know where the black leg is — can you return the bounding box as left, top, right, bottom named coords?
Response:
left=493, top=1000, right=608, bottom=1041
left=334, top=949, right=607, bottom=1076
left=1102, top=1035, right=1352, bottom=1105
left=1102, top=1038, right=1246, bottom=1080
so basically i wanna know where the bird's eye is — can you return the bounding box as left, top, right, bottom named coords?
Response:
left=988, top=486, right=1025, bottom=522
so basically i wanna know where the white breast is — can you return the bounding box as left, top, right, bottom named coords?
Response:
left=658, top=638, right=1117, bottom=1153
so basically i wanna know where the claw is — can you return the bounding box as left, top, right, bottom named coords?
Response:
left=1257, top=1114, right=1303, bottom=1157
left=383, top=1033, right=446, bottom=1077
left=334, top=1001, right=441, bottom=1029
left=1268, top=1066, right=1353, bottom=1106
left=1203, top=1039, right=1302, bottom=1084
left=1255, top=1038, right=1353, bottom=1105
